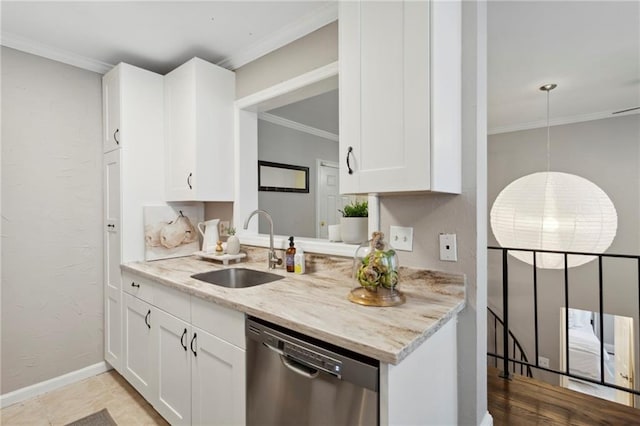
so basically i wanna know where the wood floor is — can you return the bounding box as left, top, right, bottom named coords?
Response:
left=488, top=367, right=640, bottom=425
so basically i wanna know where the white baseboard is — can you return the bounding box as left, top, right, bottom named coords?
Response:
left=480, top=410, right=494, bottom=426
left=0, top=361, right=112, bottom=409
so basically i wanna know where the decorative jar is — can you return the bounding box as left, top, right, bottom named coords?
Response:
left=348, top=231, right=405, bottom=307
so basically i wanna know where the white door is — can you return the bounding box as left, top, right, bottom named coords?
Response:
left=154, top=309, right=192, bottom=425
left=316, top=161, right=352, bottom=238
left=614, top=316, right=635, bottom=406
left=104, top=150, right=121, bottom=370
left=191, top=327, right=245, bottom=426
left=123, top=294, right=155, bottom=400
left=103, top=68, right=121, bottom=153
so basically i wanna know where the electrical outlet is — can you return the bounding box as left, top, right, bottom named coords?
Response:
left=389, top=226, right=413, bottom=251
left=439, top=233, right=457, bottom=261
left=538, top=356, right=550, bottom=368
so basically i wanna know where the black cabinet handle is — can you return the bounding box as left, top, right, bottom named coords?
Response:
left=131, top=282, right=140, bottom=288
left=114, top=129, right=120, bottom=145
left=107, top=224, right=115, bottom=229
left=181, top=328, right=188, bottom=351
left=144, top=309, right=151, bottom=329
left=187, top=173, right=193, bottom=190
left=190, top=332, right=197, bottom=357
left=346, top=146, right=354, bottom=175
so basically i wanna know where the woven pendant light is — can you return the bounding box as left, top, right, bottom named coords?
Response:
left=490, top=84, right=618, bottom=269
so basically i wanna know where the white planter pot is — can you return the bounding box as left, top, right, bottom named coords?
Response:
left=226, top=235, right=241, bottom=255
left=340, top=217, right=368, bottom=244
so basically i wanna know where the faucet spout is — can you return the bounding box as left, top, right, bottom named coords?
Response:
left=243, top=209, right=282, bottom=269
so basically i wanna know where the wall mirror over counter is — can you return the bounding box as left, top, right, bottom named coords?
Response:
left=258, top=161, right=309, bottom=193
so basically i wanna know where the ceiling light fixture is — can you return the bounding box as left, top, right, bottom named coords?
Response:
left=490, top=84, right=618, bottom=269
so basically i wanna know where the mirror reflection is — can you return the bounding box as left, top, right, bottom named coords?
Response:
left=257, top=89, right=352, bottom=239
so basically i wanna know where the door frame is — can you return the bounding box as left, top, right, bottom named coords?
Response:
left=315, top=159, right=339, bottom=238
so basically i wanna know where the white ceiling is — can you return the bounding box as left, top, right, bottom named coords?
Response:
left=0, top=1, right=335, bottom=74
left=488, top=1, right=640, bottom=134
left=267, top=89, right=338, bottom=135
left=1, top=1, right=638, bottom=132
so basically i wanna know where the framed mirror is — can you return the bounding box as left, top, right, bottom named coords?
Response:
left=258, top=161, right=309, bottom=193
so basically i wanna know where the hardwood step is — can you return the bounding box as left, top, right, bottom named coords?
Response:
left=488, top=367, right=639, bottom=425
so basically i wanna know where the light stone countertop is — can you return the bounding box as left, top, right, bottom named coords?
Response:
left=122, top=247, right=465, bottom=365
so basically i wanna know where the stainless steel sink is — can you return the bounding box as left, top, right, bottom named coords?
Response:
left=191, top=268, right=284, bottom=289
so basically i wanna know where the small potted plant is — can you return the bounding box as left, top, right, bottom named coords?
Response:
left=339, top=200, right=368, bottom=244
left=226, top=227, right=241, bottom=255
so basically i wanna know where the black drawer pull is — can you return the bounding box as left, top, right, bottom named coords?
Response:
left=181, top=328, right=188, bottom=351
left=144, top=309, right=151, bottom=329
left=131, top=282, right=140, bottom=288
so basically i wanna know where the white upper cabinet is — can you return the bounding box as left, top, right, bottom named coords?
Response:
left=164, top=58, right=235, bottom=201
left=103, top=69, right=121, bottom=153
left=339, top=0, right=461, bottom=194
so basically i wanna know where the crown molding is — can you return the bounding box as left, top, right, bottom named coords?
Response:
left=259, top=112, right=339, bottom=142
left=1, top=32, right=114, bottom=74
left=488, top=108, right=640, bottom=135
left=216, top=2, right=338, bottom=70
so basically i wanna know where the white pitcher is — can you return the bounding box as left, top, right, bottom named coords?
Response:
left=197, top=219, right=220, bottom=253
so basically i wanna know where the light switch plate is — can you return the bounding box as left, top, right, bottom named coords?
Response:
left=439, top=233, right=457, bottom=261
left=389, top=226, right=413, bottom=251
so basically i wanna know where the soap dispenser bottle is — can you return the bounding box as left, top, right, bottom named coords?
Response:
left=286, top=236, right=296, bottom=273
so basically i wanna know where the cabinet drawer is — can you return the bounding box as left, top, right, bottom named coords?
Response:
left=122, top=272, right=154, bottom=304
left=154, top=283, right=190, bottom=322
left=191, top=297, right=245, bottom=349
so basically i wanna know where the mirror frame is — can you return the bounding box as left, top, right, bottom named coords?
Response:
left=258, top=160, right=309, bottom=193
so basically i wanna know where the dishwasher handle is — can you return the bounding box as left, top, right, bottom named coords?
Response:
left=264, top=341, right=320, bottom=379
left=281, top=356, right=320, bottom=379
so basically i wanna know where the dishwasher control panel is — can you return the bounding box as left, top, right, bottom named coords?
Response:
left=282, top=340, right=343, bottom=377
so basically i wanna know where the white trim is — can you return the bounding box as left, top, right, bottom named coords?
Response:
left=235, top=61, right=339, bottom=110
left=0, top=32, right=114, bottom=74
left=234, top=63, right=347, bottom=259
left=238, top=234, right=357, bottom=258
left=488, top=108, right=640, bottom=135
left=480, top=411, right=494, bottom=426
left=0, top=361, right=112, bottom=409
left=217, top=2, right=338, bottom=70
left=259, top=112, right=339, bottom=142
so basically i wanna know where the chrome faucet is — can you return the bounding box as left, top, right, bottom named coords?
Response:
left=243, top=209, right=282, bottom=269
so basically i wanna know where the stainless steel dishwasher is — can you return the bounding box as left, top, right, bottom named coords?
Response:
left=246, top=316, right=379, bottom=426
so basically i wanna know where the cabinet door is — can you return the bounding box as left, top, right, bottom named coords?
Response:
left=154, top=309, right=192, bottom=425
left=164, top=62, right=196, bottom=201
left=104, top=150, right=121, bottom=370
left=123, top=293, right=155, bottom=400
left=191, top=327, right=245, bottom=426
left=103, top=68, right=121, bottom=152
left=339, top=0, right=461, bottom=194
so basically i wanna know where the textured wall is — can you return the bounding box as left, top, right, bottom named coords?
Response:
left=234, top=21, right=338, bottom=99
left=1, top=47, right=103, bottom=394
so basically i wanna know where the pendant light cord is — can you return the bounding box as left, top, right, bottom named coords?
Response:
left=546, top=88, right=551, bottom=172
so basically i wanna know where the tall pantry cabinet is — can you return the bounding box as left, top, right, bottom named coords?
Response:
left=102, top=63, right=164, bottom=372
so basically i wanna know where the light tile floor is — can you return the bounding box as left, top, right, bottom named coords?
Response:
left=1, top=371, right=168, bottom=426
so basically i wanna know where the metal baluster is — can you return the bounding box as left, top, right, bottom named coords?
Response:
left=564, top=253, right=570, bottom=375
left=500, top=249, right=511, bottom=379
left=533, top=251, right=539, bottom=368
left=599, top=255, right=605, bottom=384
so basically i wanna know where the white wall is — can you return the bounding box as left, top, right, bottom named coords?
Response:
left=487, top=114, right=640, bottom=386
left=1, top=47, right=103, bottom=394
left=257, top=119, right=338, bottom=238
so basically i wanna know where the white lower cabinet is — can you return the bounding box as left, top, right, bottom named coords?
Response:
left=155, top=309, right=192, bottom=425
left=122, top=293, right=155, bottom=400
left=191, top=326, right=245, bottom=426
left=121, top=275, right=246, bottom=425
